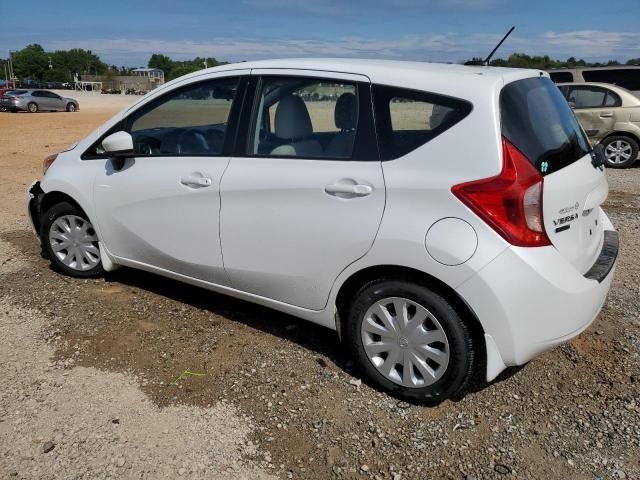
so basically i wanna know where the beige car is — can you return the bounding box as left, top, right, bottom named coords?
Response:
left=557, top=82, right=640, bottom=168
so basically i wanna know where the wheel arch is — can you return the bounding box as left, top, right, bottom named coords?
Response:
left=335, top=265, right=486, bottom=350
left=600, top=130, right=640, bottom=146
left=38, top=190, right=96, bottom=238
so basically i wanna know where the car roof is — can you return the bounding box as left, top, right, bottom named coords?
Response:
left=146, top=57, right=546, bottom=109
left=202, top=57, right=544, bottom=81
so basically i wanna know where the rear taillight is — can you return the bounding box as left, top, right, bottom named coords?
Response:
left=43, top=154, right=58, bottom=175
left=451, top=137, right=550, bottom=247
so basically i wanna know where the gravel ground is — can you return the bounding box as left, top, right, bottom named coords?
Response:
left=0, top=107, right=639, bottom=479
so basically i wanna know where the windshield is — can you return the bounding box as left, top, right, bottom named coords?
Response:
left=4, top=90, right=27, bottom=96
left=500, top=77, right=591, bottom=176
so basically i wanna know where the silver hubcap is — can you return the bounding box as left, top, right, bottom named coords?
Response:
left=48, top=215, right=100, bottom=271
left=361, top=297, right=450, bottom=388
left=605, top=140, right=632, bottom=164
left=29, top=104, right=37, bottom=112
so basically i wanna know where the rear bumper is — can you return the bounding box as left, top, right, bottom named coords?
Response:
left=457, top=214, right=618, bottom=375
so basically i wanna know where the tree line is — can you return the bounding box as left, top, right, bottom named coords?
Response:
left=0, top=45, right=227, bottom=83
left=465, top=53, right=640, bottom=69
left=3, top=44, right=639, bottom=83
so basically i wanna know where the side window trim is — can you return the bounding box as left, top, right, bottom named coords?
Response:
left=234, top=74, right=379, bottom=162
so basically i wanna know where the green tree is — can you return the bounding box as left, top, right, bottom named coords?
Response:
left=11, top=44, right=48, bottom=80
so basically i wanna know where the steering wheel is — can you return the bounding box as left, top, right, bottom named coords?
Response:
left=177, top=130, right=210, bottom=154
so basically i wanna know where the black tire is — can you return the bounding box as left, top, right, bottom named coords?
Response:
left=41, top=201, right=104, bottom=278
left=66, top=102, right=76, bottom=112
left=345, top=280, right=475, bottom=404
left=601, top=135, right=639, bottom=169
left=27, top=102, right=38, bottom=113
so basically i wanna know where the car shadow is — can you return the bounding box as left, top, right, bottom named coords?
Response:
left=103, top=265, right=515, bottom=405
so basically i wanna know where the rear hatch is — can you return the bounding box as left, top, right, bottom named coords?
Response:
left=500, top=76, right=608, bottom=273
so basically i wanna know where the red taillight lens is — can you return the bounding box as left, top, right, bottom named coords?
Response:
left=451, top=137, right=551, bottom=247
left=43, top=154, right=58, bottom=175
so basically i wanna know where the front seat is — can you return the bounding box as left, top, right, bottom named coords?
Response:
left=324, top=93, right=357, bottom=158
left=270, top=94, right=322, bottom=156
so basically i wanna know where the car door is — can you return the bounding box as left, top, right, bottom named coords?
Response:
left=92, top=72, right=248, bottom=284
left=219, top=70, right=385, bottom=310
left=31, top=90, right=49, bottom=109
left=566, top=85, right=618, bottom=141
left=46, top=91, right=65, bottom=111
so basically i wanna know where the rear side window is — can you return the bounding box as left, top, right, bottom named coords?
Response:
left=549, top=71, right=574, bottom=83
left=582, top=68, right=640, bottom=91
left=501, top=77, right=591, bottom=176
left=373, top=85, right=472, bottom=160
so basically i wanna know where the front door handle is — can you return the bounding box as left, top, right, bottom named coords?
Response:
left=325, top=183, right=373, bottom=197
left=599, top=112, right=613, bottom=118
left=180, top=174, right=212, bottom=188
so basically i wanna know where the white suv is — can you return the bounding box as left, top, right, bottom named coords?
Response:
left=27, top=59, right=618, bottom=402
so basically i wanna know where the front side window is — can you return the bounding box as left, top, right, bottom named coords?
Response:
left=126, top=77, right=239, bottom=156
left=249, top=77, right=359, bottom=159
left=373, top=85, right=472, bottom=160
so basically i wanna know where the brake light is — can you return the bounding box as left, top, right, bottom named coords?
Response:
left=451, top=137, right=551, bottom=247
left=43, top=154, right=58, bottom=175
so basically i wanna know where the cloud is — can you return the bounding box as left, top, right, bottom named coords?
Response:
left=541, top=31, right=640, bottom=57
left=47, top=30, right=640, bottom=66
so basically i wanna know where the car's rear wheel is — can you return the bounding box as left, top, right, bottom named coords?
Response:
left=601, top=136, right=639, bottom=168
left=41, top=202, right=104, bottom=278
left=27, top=102, right=38, bottom=113
left=66, top=102, right=76, bottom=112
left=345, top=280, right=475, bottom=403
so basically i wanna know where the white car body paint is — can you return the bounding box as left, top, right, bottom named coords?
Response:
left=29, top=58, right=617, bottom=384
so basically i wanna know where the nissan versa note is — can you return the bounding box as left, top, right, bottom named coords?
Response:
left=26, top=59, right=618, bottom=402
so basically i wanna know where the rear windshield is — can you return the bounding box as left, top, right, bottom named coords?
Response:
left=500, top=77, right=590, bottom=176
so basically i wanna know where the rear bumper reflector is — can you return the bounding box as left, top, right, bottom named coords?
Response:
left=583, top=230, right=619, bottom=283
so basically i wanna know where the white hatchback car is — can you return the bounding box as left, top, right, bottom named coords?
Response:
left=27, top=59, right=618, bottom=402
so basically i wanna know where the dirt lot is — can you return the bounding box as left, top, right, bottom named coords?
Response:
left=0, top=99, right=639, bottom=480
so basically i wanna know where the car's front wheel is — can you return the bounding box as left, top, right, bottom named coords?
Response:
left=601, top=135, right=639, bottom=168
left=27, top=102, right=38, bottom=113
left=345, top=280, right=475, bottom=403
left=41, top=202, right=104, bottom=278
left=66, top=102, right=76, bottom=112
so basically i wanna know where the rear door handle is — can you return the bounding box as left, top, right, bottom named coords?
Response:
left=180, top=174, right=212, bottom=188
left=599, top=112, right=613, bottom=118
left=324, top=183, right=373, bottom=197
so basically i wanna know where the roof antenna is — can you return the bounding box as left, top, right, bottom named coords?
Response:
left=465, top=26, right=515, bottom=66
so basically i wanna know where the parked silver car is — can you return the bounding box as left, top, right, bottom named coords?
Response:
left=0, top=89, right=79, bottom=113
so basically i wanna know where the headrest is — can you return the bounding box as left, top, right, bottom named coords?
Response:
left=275, top=94, right=313, bottom=139
left=334, top=92, right=357, bottom=130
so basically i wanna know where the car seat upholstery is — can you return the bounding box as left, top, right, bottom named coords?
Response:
left=270, top=94, right=322, bottom=156
left=324, top=93, right=357, bottom=158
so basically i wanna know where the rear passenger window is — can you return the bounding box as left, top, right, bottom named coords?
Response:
left=567, top=86, right=608, bottom=109
left=249, top=77, right=360, bottom=159
left=373, top=85, right=472, bottom=160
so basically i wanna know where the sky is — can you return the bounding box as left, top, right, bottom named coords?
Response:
left=2, top=0, right=639, bottom=67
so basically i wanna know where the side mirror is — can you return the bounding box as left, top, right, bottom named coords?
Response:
left=102, top=131, right=134, bottom=157
left=102, top=131, right=133, bottom=170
